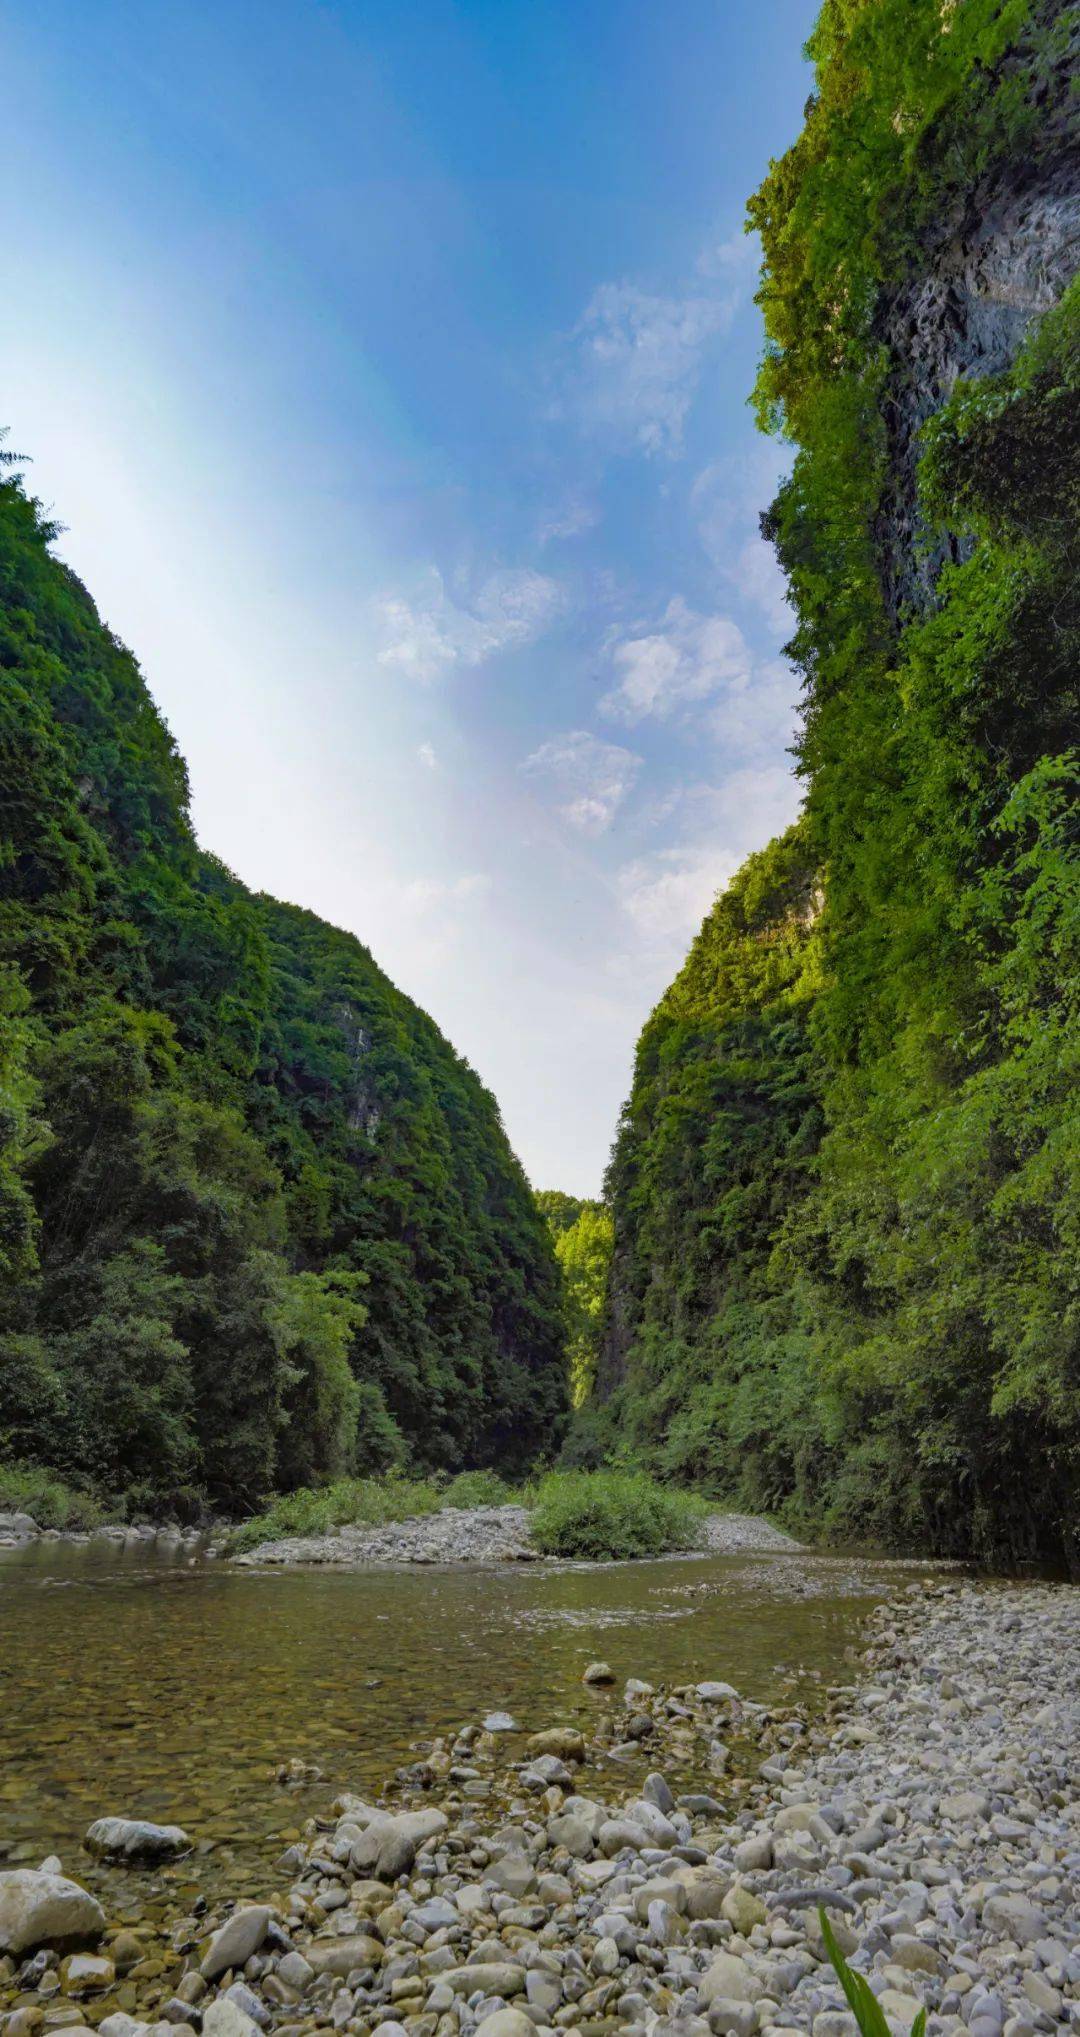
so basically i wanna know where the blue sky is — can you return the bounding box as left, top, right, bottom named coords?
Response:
left=3, top=0, right=816, bottom=1195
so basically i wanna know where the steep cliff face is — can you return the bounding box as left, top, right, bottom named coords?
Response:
left=597, top=827, right=820, bottom=1440
left=597, top=0, right=1080, bottom=1565
left=0, top=468, right=566, bottom=1508
left=873, top=2, right=1080, bottom=616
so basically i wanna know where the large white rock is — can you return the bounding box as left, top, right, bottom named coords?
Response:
left=982, top=1892, right=1046, bottom=1946
left=85, top=1818, right=191, bottom=1863
left=340, top=1801, right=447, bottom=1880
left=877, top=1989, right=924, bottom=2031
left=623, top=1797, right=679, bottom=1846
left=0, top=1870, right=105, bottom=1954
left=444, top=1963, right=526, bottom=1997
left=304, top=1935, right=383, bottom=1977
left=200, top=1906, right=272, bottom=1981
left=202, top=2000, right=262, bottom=2037
left=475, top=2016, right=535, bottom=2037
left=700, top=1952, right=762, bottom=2006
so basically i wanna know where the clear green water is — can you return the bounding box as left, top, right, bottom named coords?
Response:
left=0, top=1539, right=920, bottom=1907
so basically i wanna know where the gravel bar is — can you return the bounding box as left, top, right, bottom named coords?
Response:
left=231, top=1506, right=804, bottom=1569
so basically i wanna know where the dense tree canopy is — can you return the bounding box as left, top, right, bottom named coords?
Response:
left=536, top=1192, right=613, bottom=1406
left=0, top=458, right=566, bottom=1513
left=596, top=0, right=1080, bottom=1568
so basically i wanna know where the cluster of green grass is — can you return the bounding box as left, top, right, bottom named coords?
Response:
left=0, top=1462, right=522, bottom=1545
left=529, top=1470, right=710, bottom=1560
left=440, top=1469, right=515, bottom=1508
left=0, top=1459, right=118, bottom=1532
left=225, top=1475, right=445, bottom=1553
left=225, top=1466, right=710, bottom=1561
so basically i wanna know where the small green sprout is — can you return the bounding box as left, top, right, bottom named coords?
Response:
left=818, top=1906, right=927, bottom=2037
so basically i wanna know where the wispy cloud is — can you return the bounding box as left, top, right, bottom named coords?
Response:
left=691, top=449, right=794, bottom=639
left=400, top=870, right=491, bottom=911
left=557, top=230, right=757, bottom=458
left=377, top=566, right=562, bottom=682
left=417, top=741, right=437, bottom=770
left=730, top=535, right=793, bottom=637
left=618, top=839, right=740, bottom=940
left=707, top=655, right=800, bottom=760
left=617, top=764, right=802, bottom=942
left=695, top=230, right=759, bottom=286
left=522, top=729, right=642, bottom=835
left=600, top=596, right=751, bottom=725
left=570, top=283, right=730, bottom=456
left=537, top=494, right=600, bottom=546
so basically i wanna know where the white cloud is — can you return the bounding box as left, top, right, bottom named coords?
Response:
left=537, top=494, right=599, bottom=545
left=695, top=229, right=760, bottom=286
left=691, top=450, right=794, bottom=639
left=731, top=534, right=793, bottom=637
left=377, top=566, right=562, bottom=682
left=556, top=227, right=756, bottom=460
left=600, top=596, right=751, bottom=724
left=708, top=654, right=800, bottom=759
left=400, top=870, right=491, bottom=912
left=522, top=729, right=642, bottom=835
left=567, top=282, right=731, bottom=456
left=617, top=764, right=803, bottom=943
left=618, top=840, right=740, bottom=940
left=417, top=741, right=437, bottom=770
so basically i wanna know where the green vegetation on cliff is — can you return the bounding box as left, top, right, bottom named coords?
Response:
left=597, top=0, right=1080, bottom=1567
left=536, top=1191, right=614, bottom=1406
left=0, top=458, right=567, bottom=1513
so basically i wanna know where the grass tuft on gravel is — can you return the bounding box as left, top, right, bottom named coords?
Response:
left=528, top=1469, right=709, bottom=1560
left=225, top=1475, right=444, bottom=1553
left=440, top=1469, right=515, bottom=1508
left=226, top=1466, right=710, bottom=1561
left=818, top=1908, right=927, bottom=2037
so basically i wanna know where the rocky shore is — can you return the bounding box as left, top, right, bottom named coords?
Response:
left=0, top=1509, right=801, bottom=1568
left=230, top=1509, right=803, bottom=1570
left=0, top=1517, right=208, bottom=1553
left=1, top=1581, right=1077, bottom=2037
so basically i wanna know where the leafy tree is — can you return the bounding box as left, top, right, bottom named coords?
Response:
left=538, top=1192, right=614, bottom=1406
left=271, top=1268, right=366, bottom=1488
left=555, top=1205, right=614, bottom=1406
left=0, top=968, right=41, bottom=1289
left=535, top=1190, right=589, bottom=1236
left=0, top=454, right=567, bottom=1512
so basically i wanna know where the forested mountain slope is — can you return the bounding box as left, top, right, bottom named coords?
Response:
left=0, top=462, right=566, bottom=1513
left=597, top=0, right=1080, bottom=1567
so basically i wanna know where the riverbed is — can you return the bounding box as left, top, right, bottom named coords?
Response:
left=0, top=1535, right=930, bottom=1905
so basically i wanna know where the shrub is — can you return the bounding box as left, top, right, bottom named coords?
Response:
left=529, top=1470, right=709, bottom=1560
left=556, top=1400, right=619, bottom=1472
left=441, top=1469, right=514, bottom=1508
left=0, top=1459, right=116, bottom=1531
left=225, top=1474, right=442, bottom=1553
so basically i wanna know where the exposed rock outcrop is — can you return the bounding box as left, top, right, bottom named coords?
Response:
left=872, top=1, right=1080, bottom=618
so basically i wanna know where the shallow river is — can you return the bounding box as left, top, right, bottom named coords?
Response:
left=0, top=1538, right=926, bottom=1907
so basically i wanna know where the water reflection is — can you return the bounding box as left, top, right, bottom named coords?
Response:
left=0, top=1538, right=918, bottom=1905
